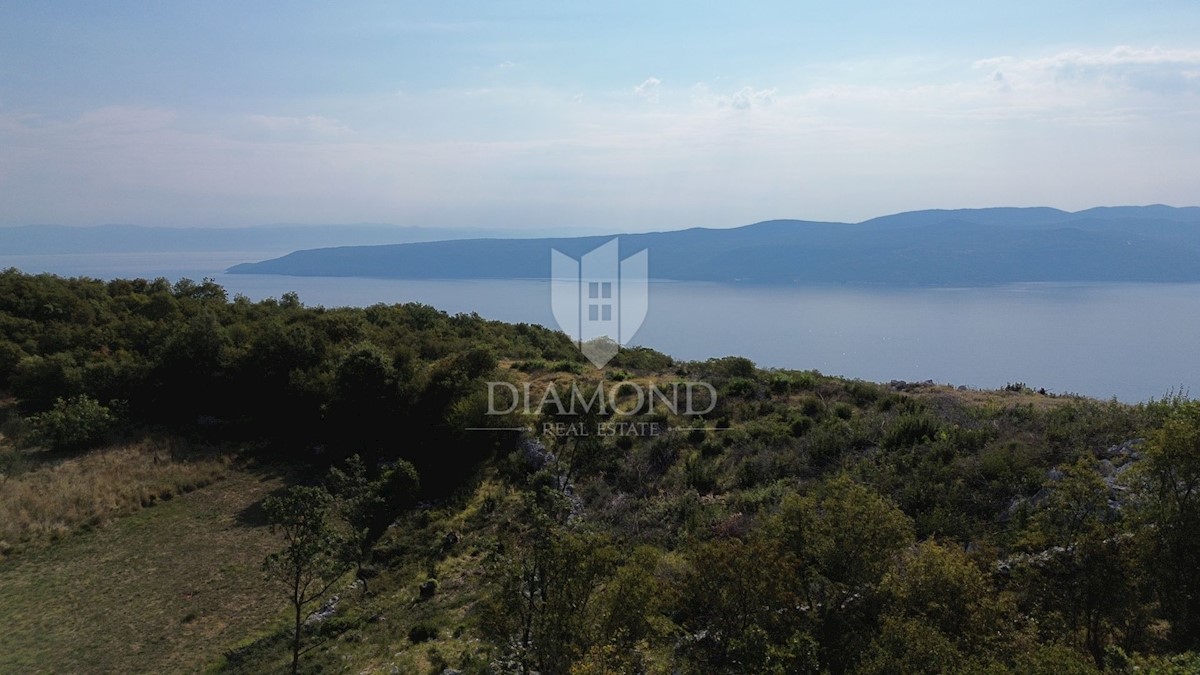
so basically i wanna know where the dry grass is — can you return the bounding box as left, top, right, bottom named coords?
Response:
left=0, top=467, right=287, bottom=674
left=905, top=382, right=1086, bottom=412
left=0, top=437, right=232, bottom=556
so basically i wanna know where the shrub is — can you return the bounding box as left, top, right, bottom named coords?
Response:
left=806, top=419, right=854, bottom=468
left=551, top=360, right=583, bottom=374
left=0, top=448, right=29, bottom=482
left=684, top=454, right=718, bottom=494
left=768, top=373, right=793, bottom=395
left=707, top=356, right=756, bottom=378
left=843, top=379, right=882, bottom=405
left=883, top=414, right=941, bottom=450
left=408, top=620, right=440, bottom=643
left=793, top=370, right=820, bottom=390
left=0, top=341, right=24, bottom=387
left=724, top=377, right=758, bottom=398
left=609, top=346, right=674, bottom=372
left=799, top=396, right=824, bottom=418
left=789, top=416, right=814, bottom=437
left=29, top=395, right=117, bottom=452
left=513, top=359, right=548, bottom=372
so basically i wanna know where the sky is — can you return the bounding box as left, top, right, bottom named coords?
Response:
left=1, top=1, right=1199, bottom=231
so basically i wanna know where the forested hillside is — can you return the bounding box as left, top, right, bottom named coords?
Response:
left=2, top=269, right=1200, bottom=673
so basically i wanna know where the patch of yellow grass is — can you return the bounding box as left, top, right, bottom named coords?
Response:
left=0, top=438, right=232, bottom=556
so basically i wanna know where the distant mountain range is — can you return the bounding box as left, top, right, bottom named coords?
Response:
left=226, top=206, right=1200, bottom=285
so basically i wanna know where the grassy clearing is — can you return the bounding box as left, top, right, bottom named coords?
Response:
left=0, top=437, right=233, bottom=556
left=0, top=467, right=287, bottom=674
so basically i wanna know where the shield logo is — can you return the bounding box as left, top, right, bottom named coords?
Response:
left=550, top=238, right=648, bottom=367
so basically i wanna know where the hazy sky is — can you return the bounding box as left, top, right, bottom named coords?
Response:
left=2, top=1, right=1199, bottom=230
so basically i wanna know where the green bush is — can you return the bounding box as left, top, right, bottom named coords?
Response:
left=512, top=359, right=548, bottom=372
left=724, top=377, right=758, bottom=398
left=707, top=356, right=756, bottom=378
left=609, top=346, right=675, bottom=372
left=0, top=340, right=24, bottom=387
left=768, top=373, right=793, bottom=395
left=551, top=360, right=583, bottom=374
left=793, top=370, right=820, bottom=390
left=789, top=416, right=814, bottom=437
left=798, top=396, right=824, bottom=418
left=844, top=379, right=882, bottom=405
left=882, top=414, right=941, bottom=450
left=408, top=620, right=440, bottom=643
left=29, top=395, right=117, bottom=452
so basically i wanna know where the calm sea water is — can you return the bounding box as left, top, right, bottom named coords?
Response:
left=2, top=251, right=1197, bottom=403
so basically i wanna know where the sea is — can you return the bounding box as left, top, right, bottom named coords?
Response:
left=2, top=250, right=1197, bottom=403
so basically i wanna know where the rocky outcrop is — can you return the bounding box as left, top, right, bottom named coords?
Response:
left=519, top=438, right=556, bottom=470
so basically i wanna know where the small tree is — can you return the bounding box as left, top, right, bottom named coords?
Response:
left=479, top=496, right=618, bottom=674
left=262, top=485, right=349, bottom=674
left=326, top=454, right=381, bottom=590
left=29, top=395, right=116, bottom=452
left=772, top=474, right=915, bottom=672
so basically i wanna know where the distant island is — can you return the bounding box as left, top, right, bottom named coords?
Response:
left=0, top=223, right=578, bottom=256
left=227, top=205, right=1200, bottom=285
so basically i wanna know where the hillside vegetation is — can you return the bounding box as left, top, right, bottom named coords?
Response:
left=2, top=269, right=1200, bottom=673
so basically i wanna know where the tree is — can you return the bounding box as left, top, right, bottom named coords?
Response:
left=874, top=539, right=1017, bottom=666
left=325, top=455, right=381, bottom=595
left=1138, top=407, right=1200, bottom=648
left=262, top=485, right=350, bottom=674
left=327, top=343, right=397, bottom=455
left=855, top=615, right=964, bottom=675
left=675, top=535, right=818, bottom=674
left=772, top=474, right=915, bottom=672
left=325, top=455, right=420, bottom=594
left=1016, top=458, right=1145, bottom=664
left=479, top=506, right=618, bottom=674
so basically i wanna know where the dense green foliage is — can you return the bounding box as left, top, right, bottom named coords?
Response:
left=27, top=394, right=117, bottom=452
left=5, top=269, right=1200, bottom=673
left=0, top=269, right=582, bottom=488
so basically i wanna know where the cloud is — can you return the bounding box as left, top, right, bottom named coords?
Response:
left=633, top=77, right=661, bottom=101
left=976, top=46, right=1200, bottom=95
left=244, top=114, right=349, bottom=137
left=3, top=45, right=1198, bottom=228
left=729, top=86, right=777, bottom=110
left=73, top=106, right=178, bottom=134
left=689, top=83, right=777, bottom=110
